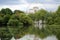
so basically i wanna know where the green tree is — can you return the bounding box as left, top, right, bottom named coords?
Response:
left=14, top=10, right=24, bottom=14
left=0, top=28, right=12, bottom=40
left=28, top=14, right=36, bottom=21
left=19, top=13, right=33, bottom=27
left=0, top=16, right=3, bottom=26
left=35, top=9, right=48, bottom=28
left=7, top=13, right=33, bottom=39
left=1, top=8, right=13, bottom=15
left=56, top=6, right=60, bottom=16
left=56, top=32, right=60, bottom=40
left=3, top=14, right=11, bottom=26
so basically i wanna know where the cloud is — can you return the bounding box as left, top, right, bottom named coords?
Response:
left=0, top=4, right=29, bottom=11
left=0, top=0, right=60, bottom=5
left=0, top=0, right=60, bottom=12
left=54, top=0, right=60, bottom=4
left=19, top=0, right=28, bottom=4
left=26, top=0, right=60, bottom=4
left=0, top=3, right=59, bottom=12
left=0, top=0, right=20, bottom=5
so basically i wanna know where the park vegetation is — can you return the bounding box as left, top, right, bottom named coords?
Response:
left=0, top=6, right=60, bottom=40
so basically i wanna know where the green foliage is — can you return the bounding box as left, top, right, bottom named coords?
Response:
left=19, top=13, right=33, bottom=27
left=7, top=13, right=33, bottom=27
left=3, top=14, right=10, bottom=26
left=8, top=19, right=22, bottom=26
left=39, top=31, right=47, bottom=39
left=28, top=14, right=36, bottom=21
left=0, top=27, right=12, bottom=40
left=1, top=8, right=13, bottom=15
left=7, top=14, right=22, bottom=26
left=0, top=16, right=3, bottom=26
left=56, top=32, right=60, bottom=40
left=7, top=13, right=33, bottom=39
left=0, top=6, right=60, bottom=40
left=35, top=9, right=48, bottom=20
left=14, top=10, right=24, bottom=14
left=56, top=6, right=60, bottom=15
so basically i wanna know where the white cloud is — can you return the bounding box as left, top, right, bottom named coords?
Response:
left=0, top=3, right=59, bottom=12
left=19, top=0, right=28, bottom=4
left=0, top=4, right=28, bottom=11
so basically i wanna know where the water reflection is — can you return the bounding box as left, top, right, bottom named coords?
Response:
left=11, top=34, right=58, bottom=40
left=11, top=37, right=15, bottom=40
left=44, top=35, right=57, bottom=40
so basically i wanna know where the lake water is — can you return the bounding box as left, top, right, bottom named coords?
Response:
left=11, top=34, right=58, bottom=40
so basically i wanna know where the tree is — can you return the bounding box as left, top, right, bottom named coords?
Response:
left=35, top=9, right=48, bottom=29
left=18, top=13, right=33, bottom=27
left=0, top=8, right=12, bottom=27
left=46, top=13, right=53, bottom=25
left=7, top=19, right=22, bottom=27
left=0, top=28, right=12, bottom=40
left=1, top=8, right=13, bottom=15
left=14, top=10, right=24, bottom=14
left=0, top=16, right=3, bottom=26
left=28, top=14, right=36, bottom=21
left=7, top=13, right=33, bottom=39
left=56, top=6, right=60, bottom=15
left=3, top=14, right=11, bottom=26
left=56, top=31, right=60, bottom=40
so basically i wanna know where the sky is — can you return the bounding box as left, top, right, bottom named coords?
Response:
left=0, top=0, right=60, bottom=12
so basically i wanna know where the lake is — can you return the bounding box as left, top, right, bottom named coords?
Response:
left=11, top=34, right=58, bottom=40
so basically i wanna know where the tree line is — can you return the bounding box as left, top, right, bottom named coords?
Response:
left=0, top=6, right=60, bottom=40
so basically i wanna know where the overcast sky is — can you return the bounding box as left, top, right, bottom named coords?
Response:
left=0, top=0, right=60, bottom=11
